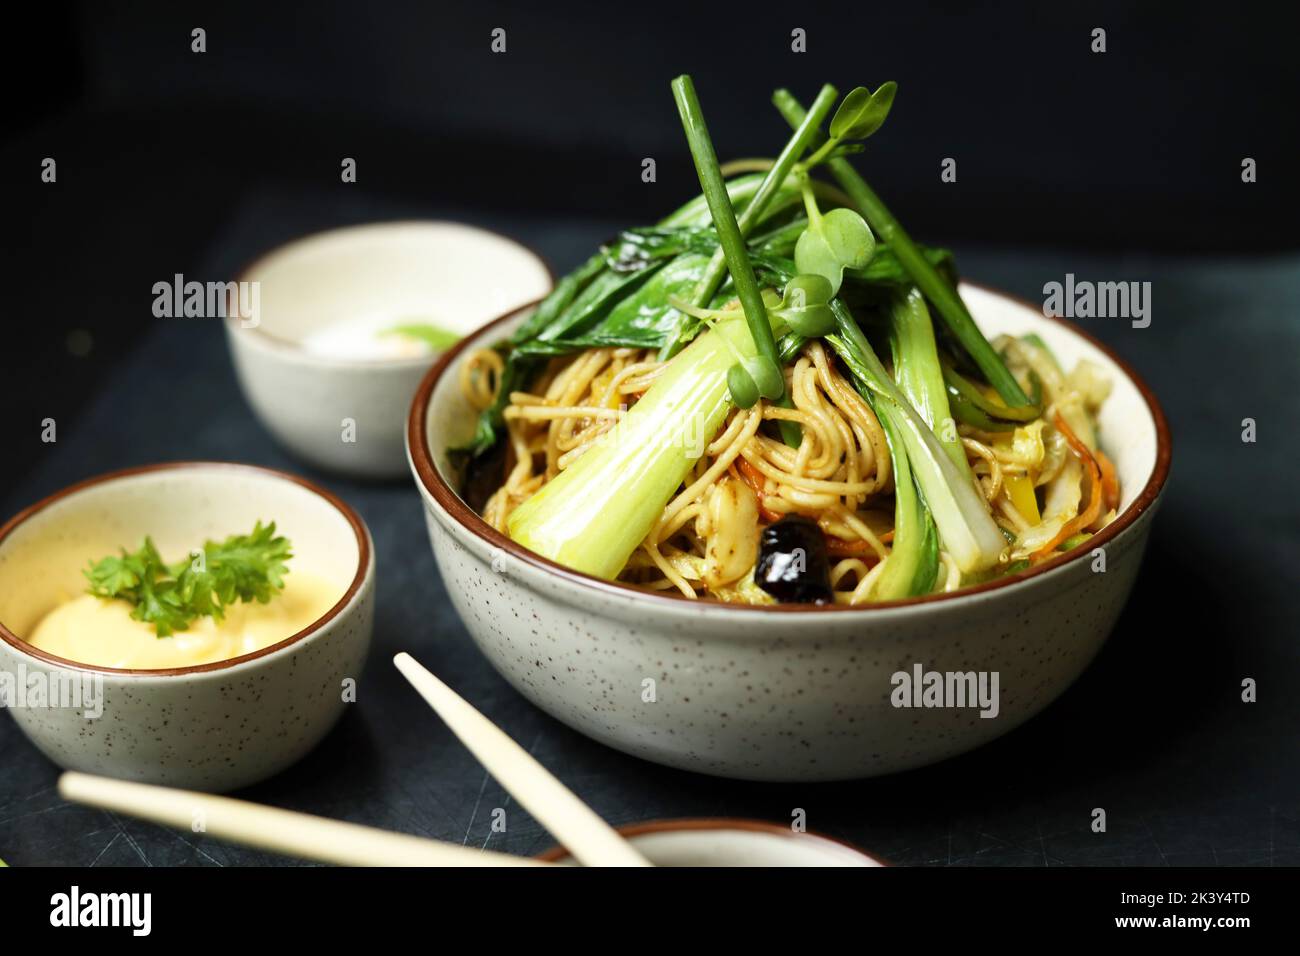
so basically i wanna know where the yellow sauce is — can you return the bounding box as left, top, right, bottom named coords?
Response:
left=26, top=573, right=342, bottom=670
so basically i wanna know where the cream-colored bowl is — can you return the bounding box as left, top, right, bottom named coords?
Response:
left=538, top=819, right=884, bottom=866
left=0, top=463, right=375, bottom=792
left=408, top=284, right=1171, bottom=781
left=226, top=221, right=553, bottom=478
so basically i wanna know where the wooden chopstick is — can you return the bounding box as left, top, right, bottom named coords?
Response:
left=393, top=652, right=653, bottom=867
left=58, top=772, right=550, bottom=867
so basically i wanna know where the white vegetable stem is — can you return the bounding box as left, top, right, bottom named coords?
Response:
left=508, top=314, right=762, bottom=579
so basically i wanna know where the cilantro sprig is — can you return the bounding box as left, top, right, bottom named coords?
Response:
left=84, top=521, right=292, bottom=637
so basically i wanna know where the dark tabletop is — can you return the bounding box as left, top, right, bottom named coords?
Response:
left=1, top=185, right=1297, bottom=867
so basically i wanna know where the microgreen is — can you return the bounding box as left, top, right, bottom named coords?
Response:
left=769, top=274, right=835, bottom=337
left=774, top=87, right=1032, bottom=407
left=794, top=173, right=876, bottom=295
left=828, top=83, right=898, bottom=142
left=84, top=522, right=292, bottom=637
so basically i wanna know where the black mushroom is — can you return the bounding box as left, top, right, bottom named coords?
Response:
left=755, top=515, right=834, bottom=604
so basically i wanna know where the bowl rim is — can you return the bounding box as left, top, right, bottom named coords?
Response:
left=223, top=219, right=557, bottom=369
left=0, top=461, right=372, bottom=677
left=533, top=817, right=888, bottom=865
left=407, top=282, right=1172, bottom=614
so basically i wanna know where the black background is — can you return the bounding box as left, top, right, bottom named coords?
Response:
left=1, top=2, right=1297, bottom=869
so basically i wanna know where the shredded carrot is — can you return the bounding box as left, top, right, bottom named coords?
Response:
left=736, top=457, right=784, bottom=523
left=825, top=535, right=890, bottom=558
left=1031, top=413, right=1103, bottom=561
left=1095, top=449, right=1120, bottom=512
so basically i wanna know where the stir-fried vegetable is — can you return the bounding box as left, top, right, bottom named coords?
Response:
left=827, top=299, right=1007, bottom=574
left=871, top=409, right=940, bottom=599
left=507, top=311, right=780, bottom=579
left=888, top=288, right=970, bottom=476
left=672, top=75, right=790, bottom=429
left=470, top=76, right=1109, bottom=592
left=772, top=89, right=1032, bottom=408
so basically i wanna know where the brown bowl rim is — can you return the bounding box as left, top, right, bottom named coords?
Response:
left=533, top=817, right=888, bottom=865
left=0, top=461, right=372, bottom=677
left=408, top=282, right=1172, bottom=614
left=223, top=219, right=557, bottom=366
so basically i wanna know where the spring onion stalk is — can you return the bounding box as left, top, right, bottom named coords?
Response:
left=507, top=313, right=778, bottom=579
left=772, top=89, right=1032, bottom=407
left=672, top=75, right=801, bottom=448
left=827, top=300, right=1006, bottom=574
left=870, top=409, right=939, bottom=599
left=690, top=84, right=839, bottom=309
left=888, top=287, right=972, bottom=478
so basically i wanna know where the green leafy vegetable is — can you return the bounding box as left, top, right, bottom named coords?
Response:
left=84, top=522, right=292, bottom=637
left=870, top=410, right=939, bottom=599
left=827, top=299, right=1007, bottom=574
left=888, top=288, right=971, bottom=476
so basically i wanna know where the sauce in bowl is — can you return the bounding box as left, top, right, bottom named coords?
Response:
left=27, top=573, right=340, bottom=670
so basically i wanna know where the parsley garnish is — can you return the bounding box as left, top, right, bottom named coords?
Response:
left=84, top=521, right=292, bottom=637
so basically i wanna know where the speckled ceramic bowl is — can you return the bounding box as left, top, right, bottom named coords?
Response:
left=226, top=221, right=553, bottom=478
left=537, top=819, right=885, bottom=866
left=0, top=462, right=375, bottom=792
left=408, top=284, right=1171, bottom=781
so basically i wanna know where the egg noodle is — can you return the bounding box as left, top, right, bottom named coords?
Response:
left=461, top=335, right=1119, bottom=606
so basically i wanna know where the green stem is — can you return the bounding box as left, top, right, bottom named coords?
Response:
left=772, top=89, right=1032, bottom=407
left=690, top=84, right=839, bottom=309
left=673, top=74, right=799, bottom=446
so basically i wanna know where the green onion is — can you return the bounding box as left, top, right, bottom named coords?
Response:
left=672, top=74, right=800, bottom=447
left=690, top=84, right=839, bottom=311
left=773, top=89, right=1032, bottom=408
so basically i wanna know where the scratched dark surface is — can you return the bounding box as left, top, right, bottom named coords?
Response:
left=0, top=181, right=1297, bottom=867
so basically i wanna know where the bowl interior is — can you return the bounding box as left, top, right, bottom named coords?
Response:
left=238, top=221, right=553, bottom=349
left=0, top=466, right=362, bottom=647
left=426, top=283, right=1160, bottom=518
left=958, top=285, right=1156, bottom=512
left=546, top=824, right=881, bottom=866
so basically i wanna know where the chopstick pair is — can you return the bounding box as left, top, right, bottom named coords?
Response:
left=59, top=654, right=652, bottom=867
left=392, top=652, right=652, bottom=867
left=58, top=772, right=549, bottom=867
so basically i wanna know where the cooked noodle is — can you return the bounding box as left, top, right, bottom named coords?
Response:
left=462, top=338, right=1117, bottom=606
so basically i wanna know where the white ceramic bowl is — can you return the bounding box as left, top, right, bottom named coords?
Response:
left=408, top=284, right=1171, bottom=782
left=0, top=463, right=375, bottom=792
left=226, top=221, right=553, bottom=478
left=538, top=819, right=884, bottom=866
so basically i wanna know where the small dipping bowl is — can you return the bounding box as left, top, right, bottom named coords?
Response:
left=0, top=462, right=375, bottom=792
left=537, top=819, right=885, bottom=867
left=227, top=221, right=553, bottom=478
